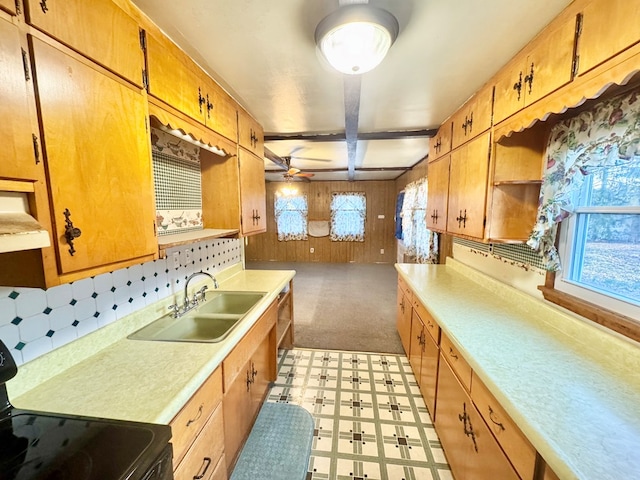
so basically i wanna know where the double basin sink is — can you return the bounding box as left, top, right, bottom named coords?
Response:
left=128, top=290, right=266, bottom=343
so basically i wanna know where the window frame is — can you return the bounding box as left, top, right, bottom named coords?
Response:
left=329, top=192, right=366, bottom=242
left=274, top=193, right=308, bottom=241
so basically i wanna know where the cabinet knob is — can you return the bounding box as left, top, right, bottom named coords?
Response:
left=63, top=208, right=82, bottom=256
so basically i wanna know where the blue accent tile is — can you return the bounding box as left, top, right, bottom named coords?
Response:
left=155, top=287, right=159, bottom=292
left=142, top=292, right=147, bottom=298
left=141, top=276, right=146, bottom=282
left=92, top=292, right=98, bottom=299
left=154, top=272, right=158, bottom=277
left=93, top=312, right=100, bottom=318
left=43, top=307, right=52, bottom=315
left=128, top=298, right=133, bottom=303
left=11, top=317, right=22, bottom=326
left=9, top=291, right=19, bottom=300
left=46, top=330, right=55, bottom=337
left=72, top=320, right=80, bottom=327
left=111, top=286, right=116, bottom=293
left=126, top=280, right=132, bottom=286
left=15, top=342, right=25, bottom=350
left=112, top=305, right=118, bottom=310
left=69, top=299, right=77, bottom=306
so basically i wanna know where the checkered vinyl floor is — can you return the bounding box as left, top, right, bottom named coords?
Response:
left=267, top=349, right=453, bottom=480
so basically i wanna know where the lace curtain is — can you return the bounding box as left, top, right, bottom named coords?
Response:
left=275, top=194, right=308, bottom=241
left=527, top=89, right=640, bottom=270
left=330, top=192, right=366, bottom=241
left=401, top=178, right=438, bottom=263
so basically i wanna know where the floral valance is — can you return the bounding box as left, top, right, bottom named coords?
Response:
left=527, top=89, right=640, bottom=270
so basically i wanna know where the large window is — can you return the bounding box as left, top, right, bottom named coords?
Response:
left=556, top=163, right=640, bottom=317
left=275, top=193, right=308, bottom=241
left=330, top=192, right=365, bottom=241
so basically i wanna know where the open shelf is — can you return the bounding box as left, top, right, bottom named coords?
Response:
left=157, top=228, right=239, bottom=258
left=276, top=281, right=294, bottom=349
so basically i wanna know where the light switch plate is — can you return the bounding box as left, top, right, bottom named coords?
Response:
left=184, top=249, right=192, bottom=264
left=172, top=251, right=180, bottom=269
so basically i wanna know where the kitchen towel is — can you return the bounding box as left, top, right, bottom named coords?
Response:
left=308, top=220, right=330, bottom=237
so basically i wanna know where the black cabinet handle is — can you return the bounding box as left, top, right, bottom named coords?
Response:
left=513, top=71, right=523, bottom=101
left=524, top=62, right=534, bottom=94
left=194, top=457, right=212, bottom=480
left=488, top=406, right=506, bottom=431
left=63, top=209, right=82, bottom=256
left=186, top=404, right=203, bottom=427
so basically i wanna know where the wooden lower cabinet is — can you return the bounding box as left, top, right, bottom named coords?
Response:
left=408, top=310, right=439, bottom=418
left=435, top=357, right=519, bottom=480
left=174, top=405, right=226, bottom=480
left=170, top=368, right=225, bottom=479
left=396, top=285, right=412, bottom=355
left=223, top=300, right=278, bottom=471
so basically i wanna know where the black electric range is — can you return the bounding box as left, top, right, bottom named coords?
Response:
left=0, top=340, right=173, bottom=480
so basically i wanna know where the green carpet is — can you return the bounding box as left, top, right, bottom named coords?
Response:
left=230, top=402, right=314, bottom=480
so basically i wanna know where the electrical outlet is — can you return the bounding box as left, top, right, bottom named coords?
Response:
left=172, top=251, right=180, bottom=269
left=380, top=248, right=385, bottom=255
left=378, top=214, right=385, bottom=219
left=310, top=247, right=315, bottom=253
left=184, top=249, right=192, bottom=264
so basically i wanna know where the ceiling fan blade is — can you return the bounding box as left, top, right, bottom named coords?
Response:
left=287, top=167, right=301, bottom=175
left=294, top=172, right=315, bottom=178
left=292, top=156, right=334, bottom=163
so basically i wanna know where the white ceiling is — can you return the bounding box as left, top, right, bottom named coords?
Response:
left=131, top=0, right=573, bottom=181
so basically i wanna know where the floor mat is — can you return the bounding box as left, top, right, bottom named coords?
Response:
left=230, top=402, right=314, bottom=480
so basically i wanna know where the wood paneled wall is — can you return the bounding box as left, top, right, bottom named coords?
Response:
left=245, top=181, right=398, bottom=263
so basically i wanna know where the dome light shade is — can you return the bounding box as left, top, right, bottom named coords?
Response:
left=315, top=5, right=399, bottom=75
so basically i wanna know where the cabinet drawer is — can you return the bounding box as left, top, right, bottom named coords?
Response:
left=440, top=333, right=472, bottom=391
left=471, top=377, right=536, bottom=480
left=174, top=404, right=225, bottom=480
left=397, top=275, right=412, bottom=299
left=223, top=300, right=277, bottom=390
left=412, top=297, right=440, bottom=344
left=170, top=367, right=223, bottom=465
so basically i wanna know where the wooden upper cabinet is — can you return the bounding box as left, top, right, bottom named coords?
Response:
left=493, top=17, right=577, bottom=124
left=146, top=32, right=205, bottom=124
left=24, top=0, right=143, bottom=86
left=0, top=17, right=39, bottom=181
left=447, top=132, right=490, bottom=238
left=577, top=0, right=640, bottom=75
left=429, top=121, right=452, bottom=161
left=238, top=109, right=264, bottom=158
left=0, top=0, right=16, bottom=15
left=238, top=148, right=267, bottom=235
left=30, top=37, right=156, bottom=275
left=451, top=86, right=493, bottom=149
left=146, top=33, right=238, bottom=141
left=426, top=155, right=449, bottom=232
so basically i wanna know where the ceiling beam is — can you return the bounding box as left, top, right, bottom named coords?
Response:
left=343, top=76, right=361, bottom=181
left=264, top=128, right=437, bottom=142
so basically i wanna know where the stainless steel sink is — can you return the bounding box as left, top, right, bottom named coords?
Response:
left=128, top=291, right=266, bottom=343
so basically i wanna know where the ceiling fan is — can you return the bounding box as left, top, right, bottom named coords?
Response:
left=282, top=156, right=315, bottom=179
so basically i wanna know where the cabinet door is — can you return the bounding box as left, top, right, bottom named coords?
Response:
left=30, top=38, right=156, bottom=274
left=0, top=18, right=39, bottom=180
left=578, top=0, right=640, bottom=75
left=493, top=61, right=526, bottom=124
left=408, top=311, right=423, bottom=381
left=436, top=358, right=519, bottom=480
left=24, top=0, right=143, bottom=85
left=447, top=133, right=490, bottom=238
left=451, top=86, right=493, bottom=149
left=250, top=331, right=272, bottom=415
left=524, top=18, right=576, bottom=106
left=429, top=121, right=452, bottom=161
left=146, top=33, right=205, bottom=124
left=238, top=109, right=264, bottom=158
left=396, top=287, right=412, bottom=356
left=419, top=329, right=439, bottom=419
left=426, top=155, right=449, bottom=231
left=223, top=358, right=254, bottom=471
left=199, top=70, right=238, bottom=142
left=238, top=148, right=267, bottom=235
left=0, top=0, right=16, bottom=15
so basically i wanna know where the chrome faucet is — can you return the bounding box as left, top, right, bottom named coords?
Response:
left=169, top=271, right=219, bottom=318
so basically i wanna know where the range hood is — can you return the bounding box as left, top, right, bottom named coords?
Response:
left=0, top=191, right=50, bottom=254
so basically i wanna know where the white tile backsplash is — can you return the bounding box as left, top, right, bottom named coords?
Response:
left=0, top=238, right=242, bottom=366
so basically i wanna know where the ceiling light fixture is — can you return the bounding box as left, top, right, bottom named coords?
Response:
left=315, top=4, right=399, bottom=75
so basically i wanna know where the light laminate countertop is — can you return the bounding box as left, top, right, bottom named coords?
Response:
left=11, top=268, right=295, bottom=425
left=396, top=260, right=640, bottom=480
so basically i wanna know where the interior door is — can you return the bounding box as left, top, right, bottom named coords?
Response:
left=30, top=38, right=156, bottom=274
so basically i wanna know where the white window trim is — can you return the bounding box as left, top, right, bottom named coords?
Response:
left=556, top=206, right=640, bottom=320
